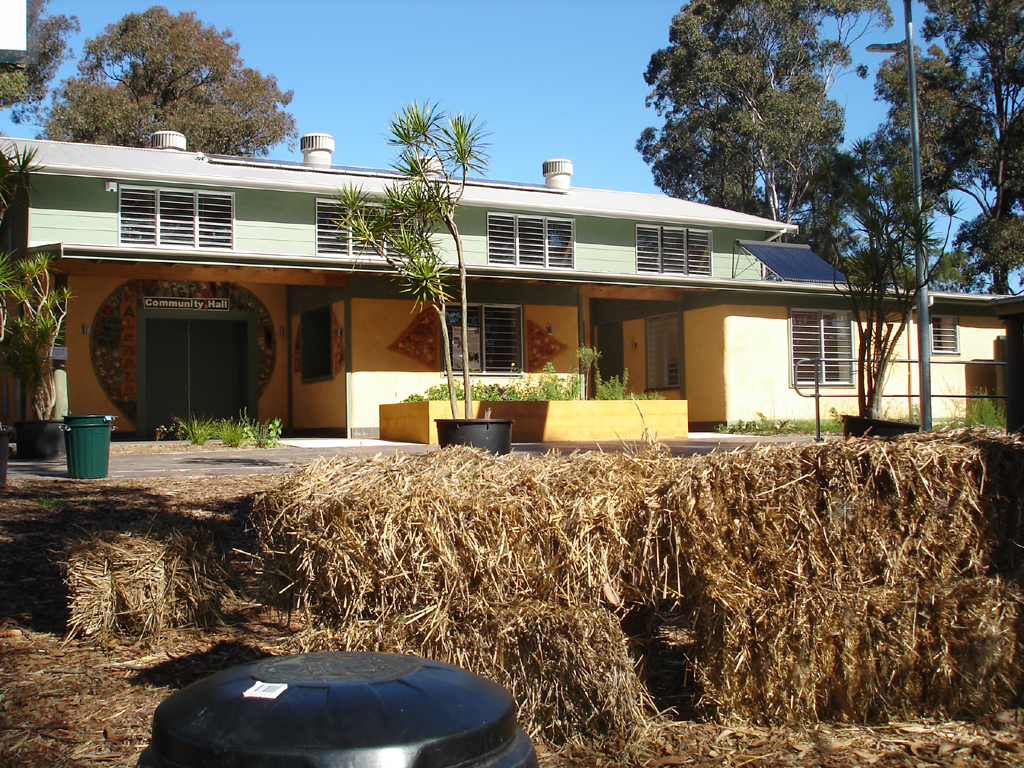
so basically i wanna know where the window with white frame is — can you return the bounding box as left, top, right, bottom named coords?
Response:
left=487, top=213, right=574, bottom=269
left=645, top=313, right=679, bottom=389
left=119, top=187, right=233, bottom=249
left=636, top=225, right=712, bottom=276
left=445, top=304, right=522, bottom=374
left=790, top=309, right=854, bottom=387
left=931, top=315, right=959, bottom=356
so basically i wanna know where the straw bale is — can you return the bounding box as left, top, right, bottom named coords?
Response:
left=296, top=600, right=649, bottom=742
left=65, top=522, right=228, bottom=639
left=255, top=430, right=1024, bottom=732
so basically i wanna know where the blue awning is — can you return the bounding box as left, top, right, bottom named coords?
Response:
left=738, top=240, right=845, bottom=283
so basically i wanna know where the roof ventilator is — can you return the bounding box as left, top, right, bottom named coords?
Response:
left=301, top=133, right=335, bottom=166
left=150, top=131, right=187, bottom=151
left=543, top=158, right=573, bottom=190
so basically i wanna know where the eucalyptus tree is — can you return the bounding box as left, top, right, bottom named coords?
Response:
left=638, top=0, right=891, bottom=225
left=336, top=102, right=489, bottom=420
left=874, top=0, right=1024, bottom=294
left=43, top=6, right=295, bottom=156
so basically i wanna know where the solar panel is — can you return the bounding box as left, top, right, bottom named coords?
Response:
left=738, top=239, right=846, bottom=283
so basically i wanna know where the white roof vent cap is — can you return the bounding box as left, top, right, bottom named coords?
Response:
left=301, top=133, right=335, bottom=166
left=543, top=158, right=573, bottom=190
left=151, top=130, right=187, bottom=151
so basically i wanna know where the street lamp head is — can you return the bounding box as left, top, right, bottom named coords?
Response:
left=866, top=41, right=907, bottom=54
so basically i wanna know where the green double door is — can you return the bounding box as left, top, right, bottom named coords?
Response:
left=140, top=315, right=258, bottom=436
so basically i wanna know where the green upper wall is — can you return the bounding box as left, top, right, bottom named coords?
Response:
left=27, top=174, right=778, bottom=281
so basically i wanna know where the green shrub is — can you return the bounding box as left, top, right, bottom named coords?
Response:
left=251, top=417, right=282, bottom=448
left=172, top=415, right=218, bottom=445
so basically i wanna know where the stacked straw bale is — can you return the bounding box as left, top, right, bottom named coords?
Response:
left=65, top=521, right=228, bottom=639
left=255, top=429, right=1024, bottom=737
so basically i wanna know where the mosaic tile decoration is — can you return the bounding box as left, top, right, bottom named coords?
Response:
left=387, top=308, right=439, bottom=368
left=90, top=280, right=276, bottom=423
left=526, top=319, right=568, bottom=372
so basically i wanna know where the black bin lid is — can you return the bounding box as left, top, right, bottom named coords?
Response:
left=137, top=651, right=537, bottom=768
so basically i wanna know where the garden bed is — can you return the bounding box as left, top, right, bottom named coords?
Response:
left=379, top=398, right=689, bottom=443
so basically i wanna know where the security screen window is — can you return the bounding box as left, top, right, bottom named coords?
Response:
left=790, top=309, right=853, bottom=386
left=931, top=315, right=959, bottom=356
left=445, top=304, right=522, bottom=373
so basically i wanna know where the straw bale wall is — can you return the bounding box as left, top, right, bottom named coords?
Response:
left=249, top=430, right=1024, bottom=736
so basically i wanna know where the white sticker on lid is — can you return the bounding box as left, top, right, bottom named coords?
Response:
left=243, top=681, right=288, bottom=699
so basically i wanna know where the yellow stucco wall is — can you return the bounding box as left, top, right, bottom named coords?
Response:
left=683, top=305, right=728, bottom=423
left=291, top=299, right=346, bottom=430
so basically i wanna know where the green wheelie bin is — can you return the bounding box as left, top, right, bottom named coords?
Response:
left=62, top=415, right=115, bottom=479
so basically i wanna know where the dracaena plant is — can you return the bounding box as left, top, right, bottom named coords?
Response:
left=1, top=253, right=71, bottom=420
left=336, top=101, right=488, bottom=420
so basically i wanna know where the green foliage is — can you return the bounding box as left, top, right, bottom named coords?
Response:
left=0, top=251, right=71, bottom=420
left=42, top=7, right=295, bottom=156
left=245, top=412, right=282, bottom=448
left=0, top=0, right=79, bottom=122
left=338, top=101, right=489, bottom=419
left=575, top=346, right=600, bottom=399
left=171, top=415, right=218, bottom=445
left=638, top=0, right=891, bottom=223
left=942, top=389, right=1006, bottom=429
left=594, top=369, right=629, bottom=401
left=873, top=0, right=1024, bottom=293
left=217, top=417, right=250, bottom=448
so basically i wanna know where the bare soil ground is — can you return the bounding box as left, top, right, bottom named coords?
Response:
left=1, top=471, right=1023, bottom=767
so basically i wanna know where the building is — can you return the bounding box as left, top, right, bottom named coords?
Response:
left=1, top=132, right=1006, bottom=438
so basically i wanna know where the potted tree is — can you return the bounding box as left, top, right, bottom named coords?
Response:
left=817, top=147, right=954, bottom=437
left=338, top=101, right=512, bottom=452
left=1, top=252, right=71, bottom=458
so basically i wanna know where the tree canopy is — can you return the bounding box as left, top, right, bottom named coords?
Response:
left=873, top=0, right=1024, bottom=294
left=0, top=0, right=79, bottom=124
left=638, top=0, right=891, bottom=225
left=42, top=6, right=296, bottom=156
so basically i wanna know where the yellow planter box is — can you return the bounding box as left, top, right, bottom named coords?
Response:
left=380, top=399, right=689, bottom=444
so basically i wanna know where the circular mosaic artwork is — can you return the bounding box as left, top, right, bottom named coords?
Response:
left=90, top=280, right=276, bottom=423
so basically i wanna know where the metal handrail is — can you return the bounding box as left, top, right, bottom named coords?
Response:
left=793, top=357, right=1006, bottom=441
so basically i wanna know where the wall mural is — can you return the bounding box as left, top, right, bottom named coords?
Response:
left=388, top=309, right=439, bottom=368
left=526, top=320, right=568, bottom=372
left=90, top=280, right=276, bottom=423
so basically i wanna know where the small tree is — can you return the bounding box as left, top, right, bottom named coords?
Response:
left=337, top=101, right=488, bottom=420
left=819, top=150, right=955, bottom=420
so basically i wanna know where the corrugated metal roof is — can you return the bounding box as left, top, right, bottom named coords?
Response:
left=738, top=239, right=845, bottom=283
left=6, top=137, right=796, bottom=234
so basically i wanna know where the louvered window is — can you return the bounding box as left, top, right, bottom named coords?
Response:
left=636, top=225, right=712, bottom=276
left=445, top=304, right=522, bottom=374
left=316, top=200, right=351, bottom=255
left=645, top=313, right=679, bottom=389
left=790, top=309, right=853, bottom=387
left=487, top=213, right=574, bottom=269
left=118, top=187, right=233, bottom=249
left=931, top=315, right=959, bottom=356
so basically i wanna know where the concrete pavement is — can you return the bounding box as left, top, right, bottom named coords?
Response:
left=3, top=433, right=818, bottom=481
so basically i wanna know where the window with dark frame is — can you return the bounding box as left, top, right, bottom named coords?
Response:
left=300, top=305, right=333, bottom=381
left=645, top=313, right=679, bottom=389
left=636, top=225, right=712, bottom=276
left=790, top=309, right=854, bottom=387
left=444, top=304, right=522, bottom=374
left=119, top=187, right=233, bottom=249
left=487, top=213, right=574, bottom=269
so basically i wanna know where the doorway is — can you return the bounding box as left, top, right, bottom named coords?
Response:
left=138, top=313, right=258, bottom=436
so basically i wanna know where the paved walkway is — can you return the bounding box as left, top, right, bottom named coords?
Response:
left=3, top=433, right=817, bottom=481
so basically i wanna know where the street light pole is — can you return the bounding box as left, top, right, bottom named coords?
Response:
left=867, top=0, right=932, bottom=430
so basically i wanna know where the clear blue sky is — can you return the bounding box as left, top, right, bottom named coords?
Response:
left=2, top=0, right=914, bottom=195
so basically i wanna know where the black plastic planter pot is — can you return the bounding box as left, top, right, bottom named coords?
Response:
left=14, top=420, right=65, bottom=460
left=0, top=426, right=11, bottom=487
left=436, top=418, right=514, bottom=454
left=842, top=414, right=920, bottom=438
left=137, top=652, right=538, bottom=768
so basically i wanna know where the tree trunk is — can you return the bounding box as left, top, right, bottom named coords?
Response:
left=434, top=304, right=460, bottom=419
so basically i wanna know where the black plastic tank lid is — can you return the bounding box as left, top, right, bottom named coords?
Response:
left=137, top=651, right=538, bottom=768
